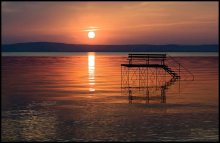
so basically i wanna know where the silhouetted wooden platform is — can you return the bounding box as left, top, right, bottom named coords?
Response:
left=121, top=54, right=180, bottom=78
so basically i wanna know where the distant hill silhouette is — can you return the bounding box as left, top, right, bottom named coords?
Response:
left=1, top=42, right=219, bottom=52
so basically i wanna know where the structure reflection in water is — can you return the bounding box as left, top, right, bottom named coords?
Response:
left=126, top=77, right=178, bottom=104
left=88, top=52, right=95, bottom=92
left=120, top=54, right=191, bottom=104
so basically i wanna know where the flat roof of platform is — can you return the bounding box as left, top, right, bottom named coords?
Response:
left=128, top=54, right=166, bottom=58
left=121, top=64, right=165, bottom=67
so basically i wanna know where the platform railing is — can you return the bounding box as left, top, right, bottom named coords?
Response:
left=128, top=54, right=166, bottom=65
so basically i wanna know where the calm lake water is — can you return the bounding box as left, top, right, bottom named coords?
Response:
left=1, top=52, right=219, bottom=141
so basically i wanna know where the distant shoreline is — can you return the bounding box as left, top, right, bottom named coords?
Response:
left=2, top=42, right=219, bottom=52
left=2, top=52, right=218, bottom=57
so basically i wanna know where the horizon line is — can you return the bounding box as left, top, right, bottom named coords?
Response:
left=2, top=41, right=219, bottom=46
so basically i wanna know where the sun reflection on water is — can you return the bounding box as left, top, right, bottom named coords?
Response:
left=88, top=52, right=95, bottom=92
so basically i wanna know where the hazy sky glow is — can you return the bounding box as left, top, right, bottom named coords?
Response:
left=2, top=2, right=219, bottom=45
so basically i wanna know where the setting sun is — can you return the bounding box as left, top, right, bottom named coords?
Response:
left=88, top=31, right=95, bottom=39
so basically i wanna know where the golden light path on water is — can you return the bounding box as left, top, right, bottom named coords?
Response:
left=88, top=52, right=95, bottom=92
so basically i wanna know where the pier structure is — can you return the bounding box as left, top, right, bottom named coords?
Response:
left=121, top=54, right=194, bottom=103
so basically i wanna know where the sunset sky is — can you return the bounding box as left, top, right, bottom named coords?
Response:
left=2, top=2, right=219, bottom=45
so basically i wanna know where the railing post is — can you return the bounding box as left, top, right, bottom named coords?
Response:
left=121, top=66, right=122, bottom=89
left=148, top=56, right=149, bottom=64
left=139, top=67, right=140, bottom=89
left=128, top=68, right=129, bottom=88
left=156, top=67, right=157, bottom=90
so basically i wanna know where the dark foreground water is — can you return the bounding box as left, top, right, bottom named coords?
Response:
left=1, top=52, right=219, bottom=141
